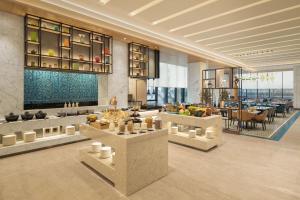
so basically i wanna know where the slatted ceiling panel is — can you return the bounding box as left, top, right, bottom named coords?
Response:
left=16, top=0, right=300, bottom=69
left=176, top=0, right=296, bottom=36
left=137, top=0, right=201, bottom=22
left=205, top=27, right=300, bottom=47
left=108, top=0, right=154, bottom=12
left=157, top=0, right=255, bottom=31
left=221, top=38, right=300, bottom=53
left=197, top=19, right=300, bottom=44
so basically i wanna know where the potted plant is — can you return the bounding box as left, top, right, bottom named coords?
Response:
left=219, top=90, right=229, bottom=108
left=202, top=89, right=212, bottom=106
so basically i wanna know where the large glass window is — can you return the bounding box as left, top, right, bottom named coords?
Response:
left=242, top=70, right=293, bottom=100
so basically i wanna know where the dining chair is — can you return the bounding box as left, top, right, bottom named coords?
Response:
left=267, top=108, right=275, bottom=123
left=253, top=110, right=269, bottom=131
left=237, top=110, right=255, bottom=129
left=275, top=104, right=286, bottom=117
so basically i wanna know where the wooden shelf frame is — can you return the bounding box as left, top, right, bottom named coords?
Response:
left=128, top=42, right=149, bottom=78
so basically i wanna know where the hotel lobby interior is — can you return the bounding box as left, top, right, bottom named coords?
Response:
left=0, top=0, right=300, bottom=199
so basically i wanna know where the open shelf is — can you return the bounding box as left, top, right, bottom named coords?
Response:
left=128, top=42, right=149, bottom=78
left=25, top=14, right=113, bottom=74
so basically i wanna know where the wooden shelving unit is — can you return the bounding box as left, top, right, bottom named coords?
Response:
left=128, top=42, right=149, bottom=79
left=24, top=14, right=113, bottom=74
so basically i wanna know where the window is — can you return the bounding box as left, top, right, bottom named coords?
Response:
left=242, top=71, right=293, bottom=100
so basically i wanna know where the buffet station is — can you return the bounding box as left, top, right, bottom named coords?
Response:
left=158, top=105, right=222, bottom=151
left=79, top=97, right=168, bottom=196
left=0, top=107, right=104, bottom=157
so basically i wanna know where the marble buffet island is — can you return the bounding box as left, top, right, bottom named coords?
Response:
left=79, top=124, right=168, bottom=196
left=158, top=112, right=222, bottom=151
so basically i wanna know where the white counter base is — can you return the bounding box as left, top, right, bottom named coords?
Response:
left=0, top=132, right=87, bottom=157
left=168, top=132, right=218, bottom=151
left=158, top=113, right=222, bottom=151
left=79, top=125, right=168, bottom=196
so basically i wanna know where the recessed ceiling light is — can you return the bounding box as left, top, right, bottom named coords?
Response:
left=221, top=38, right=300, bottom=53
left=231, top=45, right=300, bottom=57
left=123, top=37, right=127, bottom=40
left=98, top=0, right=110, bottom=5
left=129, top=0, right=164, bottom=16
left=151, top=0, right=218, bottom=25
left=169, top=0, right=270, bottom=32
left=183, top=4, right=300, bottom=37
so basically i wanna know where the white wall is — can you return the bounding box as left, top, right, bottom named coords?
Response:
left=187, top=62, right=208, bottom=103
left=0, top=11, right=24, bottom=117
left=293, top=65, right=300, bottom=109
left=108, top=40, right=128, bottom=108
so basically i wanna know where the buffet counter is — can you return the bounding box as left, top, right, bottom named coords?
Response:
left=158, top=112, right=222, bottom=151
left=79, top=125, right=168, bottom=196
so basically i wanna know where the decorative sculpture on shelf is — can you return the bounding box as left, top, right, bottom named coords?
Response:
left=233, top=76, right=239, bottom=101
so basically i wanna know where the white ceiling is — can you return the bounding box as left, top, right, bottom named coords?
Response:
left=16, top=0, right=300, bottom=70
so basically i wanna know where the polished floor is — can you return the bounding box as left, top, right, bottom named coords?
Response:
left=1, top=119, right=300, bottom=200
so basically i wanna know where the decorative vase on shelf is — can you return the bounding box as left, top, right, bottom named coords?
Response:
left=79, top=55, right=84, bottom=61
left=30, top=31, right=38, bottom=42
left=48, top=49, right=55, bottom=57
left=68, top=102, right=71, bottom=108
left=30, top=49, right=37, bottom=54
left=72, top=102, right=75, bottom=108
left=63, top=39, right=69, bottom=47
left=76, top=102, right=79, bottom=107
left=43, top=62, right=47, bottom=67
left=94, top=56, right=100, bottom=63
left=30, top=61, right=35, bottom=67
left=78, top=34, right=85, bottom=43
left=64, top=102, right=67, bottom=108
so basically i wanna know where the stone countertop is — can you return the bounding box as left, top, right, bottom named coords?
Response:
left=0, top=114, right=102, bottom=135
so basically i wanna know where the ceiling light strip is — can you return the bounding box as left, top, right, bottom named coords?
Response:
left=152, top=0, right=218, bottom=25
left=214, top=33, right=300, bottom=50
left=39, top=0, right=250, bottom=68
left=192, top=17, right=300, bottom=41
left=129, top=0, right=164, bottom=16
left=230, top=44, right=300, bottom=56
left=98, top=0, right=110, bottom=5
left=205, top=25, right=300, bottom=46
left=221, top=38, right=300, bottom=53
left=169, top=0, right=271, bottom=32
left=183, top=4, right=300, bottom=37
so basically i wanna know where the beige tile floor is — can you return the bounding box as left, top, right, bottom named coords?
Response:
left=1, top=118, right=300, bottom=200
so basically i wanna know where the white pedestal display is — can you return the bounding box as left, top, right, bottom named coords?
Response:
left=158, top=112, right=222, bottom=151
left=2, top=134, right=16, bottom=146
left=23, top=131, right=36, bottom=142
left=79, top=125, right=168, bottom=196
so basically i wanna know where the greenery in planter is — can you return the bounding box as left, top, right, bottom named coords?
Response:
left=202, top=89, right=212, bottom=105
left=220, top=90, right=229, bottom=101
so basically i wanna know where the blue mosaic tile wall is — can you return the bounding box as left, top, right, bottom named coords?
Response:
left=24, top=69, right=98, bottom=105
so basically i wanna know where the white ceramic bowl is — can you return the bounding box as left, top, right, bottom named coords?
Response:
left=188, top=130, right=196, bottom=138
left=100, top=146, right=112, bottom=159
left=171, top=126, right=178, bottom=134
left=91, top=142, right=102, bottom=153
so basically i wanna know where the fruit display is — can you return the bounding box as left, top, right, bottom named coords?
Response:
left=87, top=114, right=97, bottom=122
